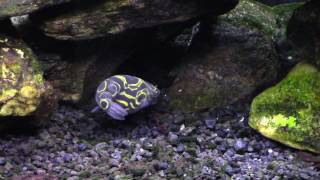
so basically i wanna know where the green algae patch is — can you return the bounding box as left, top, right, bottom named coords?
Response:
left=220, top=0, right=278, bottom=38
left=249, top=62, right=320, bottom=153
left=220, top=0, right=304, bottom=38
left=0, top=35, right=47, bottom=117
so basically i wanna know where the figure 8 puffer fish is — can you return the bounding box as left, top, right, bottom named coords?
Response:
left=91, top=75, right=160, bottom=120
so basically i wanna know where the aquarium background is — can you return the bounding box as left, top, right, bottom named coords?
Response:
left=0, top=0, right=319, bottom=179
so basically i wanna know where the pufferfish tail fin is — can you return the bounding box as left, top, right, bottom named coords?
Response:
left=90, top=106, right=100, bottom=113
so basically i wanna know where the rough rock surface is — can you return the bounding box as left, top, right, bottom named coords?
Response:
left=0, top=35, right=56, bottom=118
left=287, top=0, right=320, bottom=67
left=249, top=63, right=320, bottom=153
left=0, top=34, right=58, bottom=132
left=0, top=0, right=71, bottom=20
left=221, top=0, right=279, bottom=38
left=167, top=16, right=279, bottom=112
left=256, top=0, right=307, bottom=6
left=40, top=0, right=239, bottom=40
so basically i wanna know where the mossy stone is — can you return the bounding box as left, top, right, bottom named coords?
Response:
left=0, top=35, right=50, bottom=117
left=220, top=0, right=304, bottom=38
left=249, top=62, right=320, bottom=153
left=220, top=0, right=278, bottom=38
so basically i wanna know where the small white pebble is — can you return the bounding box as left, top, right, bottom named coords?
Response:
left=240, top=116, right=244, bottom=122
left=159, top=170, right=165, bottom=177
left=180, top=124, right=185, bottom=131
left=70, top=170, right=78, bottom=175
left=10, top=14, right=30, bottom=27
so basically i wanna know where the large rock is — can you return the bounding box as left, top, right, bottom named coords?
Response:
left=249, top=63, right=320, bottom=153
left=0, top=35, right=57, bottom=120
left=167, top=0, right=279, bottom=112
left=43, top=48, right=132, bottom=105
left=287, top=0, right=320, bottom=67
left=256, top=0, right=307, bottom=6
left=221, top=0, right=279, bottom=38
left=0, top=0, right=71, bottom=20
left=40, top=0, right=239, bottom=40
left=35, top=33, right=142, bottom=106
left=221, top=0, right=304, bottom=38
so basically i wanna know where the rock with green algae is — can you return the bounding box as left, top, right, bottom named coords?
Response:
left=220, top=0, right=278, bottom=38
left=0, top=35, right=57, bottom=119
left=167, top=0, right=303, bottom=113
left=249, top=62, right=320, bottom=153
left=220, top=0, right=304, bottom=38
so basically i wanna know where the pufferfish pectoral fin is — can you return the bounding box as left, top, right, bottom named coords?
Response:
left=139, top=98, right=151, bottom=109
left=90, top=106, right=100, bottom=113
left=107, top=101, right=128, bottom=120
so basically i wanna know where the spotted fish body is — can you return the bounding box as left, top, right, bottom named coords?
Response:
left=91, top=75, right=160, bottom=120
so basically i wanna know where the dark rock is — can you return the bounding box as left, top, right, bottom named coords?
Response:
left=168, top=132, right=179, bottom=145
left=154, top=161, right=169, bottom=171
left=225, top=165, right=234, bottom=176
left=62, top=153, right=72, bottom=162
left=78, top=144, right=87, bottom=151
left=0, top=157, right=6, bottom=166
left=176, top=144, right=185, bottom=153
left=225, top=149, right=236, bottom=157
left=95, top=142, right=109, bottom=158
left=0, top=0, right=71, bottom=20
left=39, top=0, right=239, bottom=40
left=217, top=130, right=228, bottom=138
left=256, top=0, right=307, bottom=6
left=287, top=0, right=320, bottom=67
left=168, top=18, right=279, bottom=112
left=120, top=140, right=131, bottom=149
left=110, top=150, right=122, bottom=160
left=204, top=118, right=217, bottom=129
left=218, top=145, right=227, bottom=153
left=127, top=163, right=147, bottom=177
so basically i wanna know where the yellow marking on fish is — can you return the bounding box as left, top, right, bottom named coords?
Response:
left=128, top=78, right=143, bottom=88
left=129, top=102, right=137, bottom=110
left=115, top=99, right=129, bottom=107
left=119, top=91, right=137, bottom=100
left=137, top=89, right=148, bottom=97
left=114, top=75, right=143, bottom=91
left=114, top=75, right=128, bottom=86
left=136, top=89, right=148, bottom=105
left=126, top=78, right=143, bottom=91
left=14, top=49, right=25, bottom=58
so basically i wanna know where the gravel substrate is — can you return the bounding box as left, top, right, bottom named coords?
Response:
left=0, top=105, right=319, bottom=179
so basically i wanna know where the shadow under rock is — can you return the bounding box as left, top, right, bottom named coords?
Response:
left=0, top=117, right=41, bottom=136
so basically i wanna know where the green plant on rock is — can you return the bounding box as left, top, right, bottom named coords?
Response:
left=272, top=114, right=296, bottom=128
left=249, top=62, right=320, bottom=153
